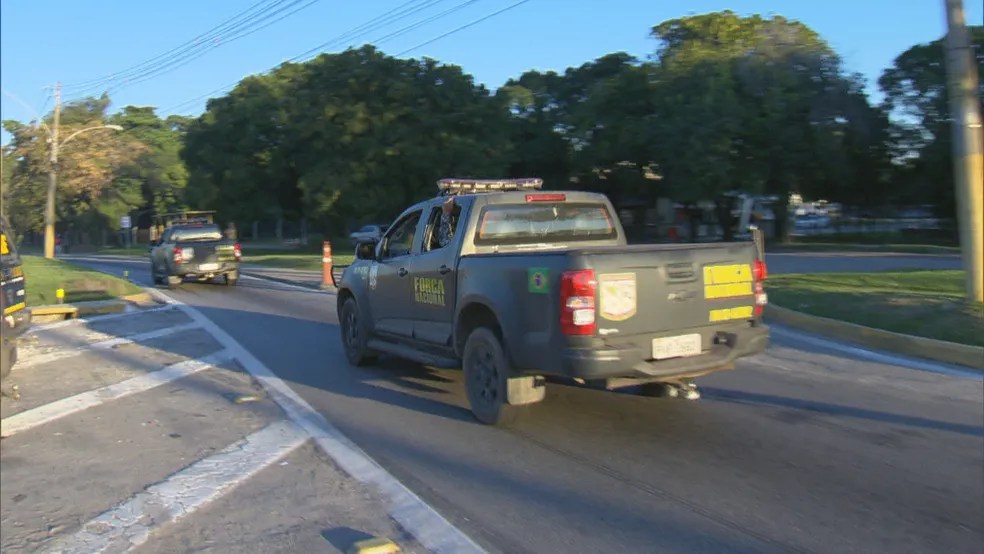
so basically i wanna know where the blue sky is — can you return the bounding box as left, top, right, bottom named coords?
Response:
left=2, top=0, right=982, bottom=143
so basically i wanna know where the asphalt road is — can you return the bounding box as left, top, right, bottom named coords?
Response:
left=65, top=256, right=984, bottom=554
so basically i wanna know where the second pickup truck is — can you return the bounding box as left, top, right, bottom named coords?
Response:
left=334, top=178, right=770, bottom=425
left=149, top=223, right=241, bottom=288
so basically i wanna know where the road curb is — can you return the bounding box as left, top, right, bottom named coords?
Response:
left=765, top=304, right=984, bottom=371
left=29, top=293, right=160, bottom=323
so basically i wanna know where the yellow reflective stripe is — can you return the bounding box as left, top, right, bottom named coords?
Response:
left=705, top=282, right=753, bottom=299
left=709, top=306, right=754, bottom=322
left=702, top=264, right=752, bottom=285
left=3, top=301, right=26, bottom=315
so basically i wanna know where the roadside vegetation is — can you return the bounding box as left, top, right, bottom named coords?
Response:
left=767, top=270, right=983, bottom=346
left=241, top=249, right=355, bottom=271
left=22, top=256, right=143, bottom=306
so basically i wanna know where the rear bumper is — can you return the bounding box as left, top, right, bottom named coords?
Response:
left=560, top=324, right=769, bottom=381
left=175, top=261, right=239, bottom=277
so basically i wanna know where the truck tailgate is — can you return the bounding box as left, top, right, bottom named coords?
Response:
left=578, top=242, right=762, bottom=339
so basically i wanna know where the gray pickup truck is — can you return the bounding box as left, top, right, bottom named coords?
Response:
left=149, top=223, right=241, bottom=288
left=334, top=178, right=770, bottom=425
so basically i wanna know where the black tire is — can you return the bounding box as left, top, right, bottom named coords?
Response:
left=463, top=327, right=522, bottom=426
left=150, top=262, right=161, bottom=285
left=166, top=275, right=182, bottom=289
left=339, top=297, right=376, bottom=366
left=224, top=271, right=239, bottom=286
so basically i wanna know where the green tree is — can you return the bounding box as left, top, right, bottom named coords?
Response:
left=647, top=11, right=889, bottom=239
left=878, top=26, right=984, bottom=218
left=182, top=45, right=513, bottom=235
left=2, top=97, right=146, bottom=241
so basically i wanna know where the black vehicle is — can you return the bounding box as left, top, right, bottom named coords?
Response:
left=1, top=216, right=31, bottom=380
left=149, top=222, right=241, bottom=288
left=333, top=178, right=770, bottom=425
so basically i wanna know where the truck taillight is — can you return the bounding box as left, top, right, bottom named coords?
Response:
left=526, top=193, right=566, bottom=202
left=753, top=259, right=768, bottom=281
left=234, top=243, right=241, bottom=260
left=173, top=247, right=193, bottom=265
left=753, top=259, right=768, bottom=316
left=560, top=269, right=596, bottom=335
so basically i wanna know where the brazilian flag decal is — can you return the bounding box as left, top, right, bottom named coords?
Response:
left=528, top=267, right=550, bottom=294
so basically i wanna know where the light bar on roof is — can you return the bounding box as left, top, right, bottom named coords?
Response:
left=437, top=177, right=543, bottom=193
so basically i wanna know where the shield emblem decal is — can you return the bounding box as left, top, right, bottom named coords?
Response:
left=598, top=273, right=637, bottom=321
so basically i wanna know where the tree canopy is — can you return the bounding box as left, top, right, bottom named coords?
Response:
left=3, top=13, right=975, bottom=244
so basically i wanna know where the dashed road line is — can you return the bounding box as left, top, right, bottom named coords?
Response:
left=144, top=287, right=486, bottom=554
left=45, top=420, right=308, bottom=554
left=17, top=322, right=199, bottom=369
left=1, top=351, right=230, bottom=437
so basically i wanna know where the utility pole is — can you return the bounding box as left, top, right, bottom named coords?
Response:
left=43, top=82, right=61, bottom=259
left=943, top=0, right=984, bottom=303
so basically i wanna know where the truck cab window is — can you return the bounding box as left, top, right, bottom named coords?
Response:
left=381, top=210, right=421, bottom=259
left=425, top=198, right=461, bottom=252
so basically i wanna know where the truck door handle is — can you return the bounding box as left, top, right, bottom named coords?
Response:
left=439, top=265, right=451, bottom=275
left=398, top=268, right=408, bottom=277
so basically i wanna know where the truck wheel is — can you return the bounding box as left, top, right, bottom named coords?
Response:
left=340, top=298, right=376, bottom=366
left=150, top=262, right=161, bottom=285
left=224, top=271, right=239, bottom=286
left=166, top=275, right=182, bottom=289
left=463, top=327, right=529, bottom=426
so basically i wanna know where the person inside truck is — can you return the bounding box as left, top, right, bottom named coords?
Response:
left=436, top=196, right=461, bottom=248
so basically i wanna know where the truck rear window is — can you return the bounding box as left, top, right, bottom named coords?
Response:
left=172, top=225, right=223, bottom=242
left=475, top=203, right=617, bottom=245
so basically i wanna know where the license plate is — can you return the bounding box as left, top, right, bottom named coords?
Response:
left=199, top=263, right=220, bottom=271
left=652, top=333, right=702, bottom=360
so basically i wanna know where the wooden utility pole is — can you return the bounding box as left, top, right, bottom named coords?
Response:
left=943, top=0, right=983, bottom=303
left=43, top=82, right=61, bottom=259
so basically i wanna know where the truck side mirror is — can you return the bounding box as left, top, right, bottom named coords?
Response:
left=356, top=241, right=377, bottom=260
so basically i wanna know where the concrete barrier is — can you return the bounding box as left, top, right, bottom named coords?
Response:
left=765, top=304, right=984, bottom=371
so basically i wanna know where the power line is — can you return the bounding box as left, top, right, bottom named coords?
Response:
left=161, top=0, right=530, bottom=116
left=396, top=0, right=530, bottom=56
left=64, top=0, right=322, bottom=100
left=101, top=0, right=324, bottom=98
left=62, top=0, right=282, bottom=91
left=370, top=0, right=482, bottom=46
left=160, top=0, right=456, bottom=114
left=286, top=0, right=447, bottom=63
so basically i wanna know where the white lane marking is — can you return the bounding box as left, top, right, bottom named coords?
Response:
left=143, top=287, right=485, bottom=554
left=28, top=305, right=176, bottom=333
left=18, top=323, right=199, bottom=369
left=45, top=420, right=307, bottom=554
left=768, top=324, right=983, bottom=379
left=1, top=352, right=230, bottom=437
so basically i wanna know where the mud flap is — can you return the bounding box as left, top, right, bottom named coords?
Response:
left=506, top=376, right=546, bottom=405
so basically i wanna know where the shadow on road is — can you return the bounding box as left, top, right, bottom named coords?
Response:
left=701, top=387, right=984, bottom=438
